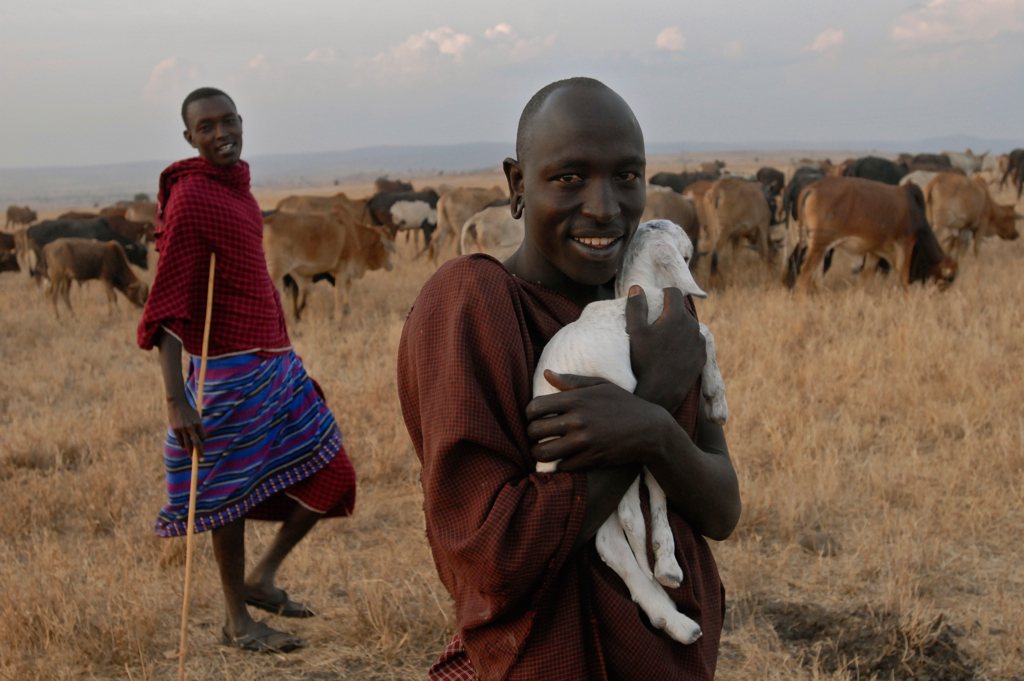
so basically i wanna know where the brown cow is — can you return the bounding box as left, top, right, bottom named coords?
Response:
left=431, top=186, right=507, bottom=262
left=704, top=178, right=774, bottom=282
left=262, top=205, right=395, bottom=321
left=6, top=205, right=37, bottom=229
left=794, top=177, right=956, bottom=294
left=0, top=232, right=17, bottom=274
left=374, top=177, right=413, bottom=193
left=275, top=192, right=368, bottom=220
left=925, top=173, right=1020, bottom=257
left=58, top=211, right=99, bottom=220
left=641, top=186, right=700, bottom=264
left=682, top=180, right=715, bottom=245
left=125, top=200, right=157, bottom=225
left=99, top=206, right=128, bottom=219
left=42, top=238, right=149, bottom=318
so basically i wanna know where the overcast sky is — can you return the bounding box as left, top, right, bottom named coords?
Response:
left=2, top=0, right=1023, bottom=168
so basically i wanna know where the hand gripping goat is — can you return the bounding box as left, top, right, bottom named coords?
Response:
left=533, top=220, right=728, bottom=645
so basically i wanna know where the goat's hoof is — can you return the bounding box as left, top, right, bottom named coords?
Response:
left=705, top=398, right=728, bottom=425
left=655, top=568, right=683, bottom=589
left=665, top=617, right=702, bottom=645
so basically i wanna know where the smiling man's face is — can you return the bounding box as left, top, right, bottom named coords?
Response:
left=183, top=95, right=243, bottom=167
left=510, top=85, right=646, bottom=287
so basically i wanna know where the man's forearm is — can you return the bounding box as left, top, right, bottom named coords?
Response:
left=644, top=409, right=741, bottom=541
left=573, top=464, right=642, bottom=552
left=157, top=330, right=188, bottom=403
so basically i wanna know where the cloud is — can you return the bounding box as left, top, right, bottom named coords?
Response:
left=142, top=56, right=191, bottom=104
left=366, top=26, right=473, bottom=75
left=480, top=24, right=557, bottom=63
left=655, top=26, right=686, bottom=51
left=893, top=0, right=1024, bottom=45
left=808, top=28, right=845, bottom=53
left=485, top=23, right=513, bottom=40
left=304, top=48, right=337, bottom=63
left=722, top=40, right=745, bottom=59
left=359, top=24, right=555, bottom=82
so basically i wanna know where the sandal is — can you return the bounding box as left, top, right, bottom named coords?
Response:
left=246, top=588, right=316, bottom=618
left=220, top=621, right=304, bottom=653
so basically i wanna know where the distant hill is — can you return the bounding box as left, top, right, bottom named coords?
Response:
left=2, top=137, right=1019, bottom=210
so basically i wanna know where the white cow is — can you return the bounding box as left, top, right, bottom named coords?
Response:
left=533, top=220, right=727, bottom=645
left=899, top=170, right=939, bottom=189
left=459, top=206, right=524, bottom=261
left=943, top=149, right=988, bottom=175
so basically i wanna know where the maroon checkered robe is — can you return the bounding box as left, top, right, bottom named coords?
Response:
left=398, top=255, right=724, bottom=681
left=138, top=157, right=291, bottom=357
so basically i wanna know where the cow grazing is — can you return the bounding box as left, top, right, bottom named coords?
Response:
left=792, top=177, right=956, bottom=294
left=1000, top=149, right=1024, bottom=199
left=364, top=190, right=440, bottom=249
left=58, top=212, right=151, bottom=243
left=0, top=252, right=18, bottom=274
left=649, top=170, right=721, bottom=194
left=925, top=173, right=1020, bottom=257
left=756, top=167, right=785, bottom=196
left=374, top=177, right=414, bottom=194
left=125, top=201, right=157, bottom=241
left=897, top=153, right=953, bottom=172
left=783, top=167, right=826, bottom=223
left=460, top=206, right=524, bottom=261
left=681, top=180, right=715, bottom=246
left=26, top=217, right=149, bottom=277
left=642, top=186, right=701, bottom=261
left=6, top=205, right=37, bottom=229
left=276, top=192, right=368, bottom=221
left=899, top=170, right=940, bottom=190
left=943, top=149, right=988, bottom=175
left=704, top=177, right=774, bottom=282
left=700, top=160, right=725, bottom=174
left=263, top=205, right=396, bottom=321
left=842, top=156, right=909, bottom=185
left=42, top=238, right=149, bottom=318
left=99, top=206, right=128, bottom=219
left=0, top=232, right=18, bottom=275
left=432, top=186, right=507, bottom=262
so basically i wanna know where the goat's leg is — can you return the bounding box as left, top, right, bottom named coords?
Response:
left=645, top=468, right=683, bottom=588
left=698, top=323, right=728, bottom=424
left=616, top=476, right=653, bottom=581
left=595, top=513, right=702, bottom=644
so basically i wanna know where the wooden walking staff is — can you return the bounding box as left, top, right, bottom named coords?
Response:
left=178, top=252, right=216, bottom=681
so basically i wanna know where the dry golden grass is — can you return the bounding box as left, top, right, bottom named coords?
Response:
left=2, top=173, right=1023, bottom=680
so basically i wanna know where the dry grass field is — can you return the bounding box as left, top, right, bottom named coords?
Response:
left=2, top=166, right=1023, bottom=680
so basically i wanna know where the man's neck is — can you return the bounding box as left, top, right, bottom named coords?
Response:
left=504, top=246, right=614, bottom=309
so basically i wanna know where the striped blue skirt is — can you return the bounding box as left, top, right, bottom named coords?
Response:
left=155, top=350, right=344, bottom=537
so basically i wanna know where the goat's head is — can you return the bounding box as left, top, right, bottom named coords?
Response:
left=615, top=219, right=707, bottom=299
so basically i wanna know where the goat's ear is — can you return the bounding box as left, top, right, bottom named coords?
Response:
left=652, top=241, right=707, bottom=299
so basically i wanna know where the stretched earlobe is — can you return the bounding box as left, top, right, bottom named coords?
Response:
left=512, top=197, right=524, bottom=219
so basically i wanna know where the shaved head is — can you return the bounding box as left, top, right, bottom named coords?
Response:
left=515, top=77, right=630, bottom=162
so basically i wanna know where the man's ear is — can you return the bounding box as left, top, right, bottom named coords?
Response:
left=183, top=129, right=196, bottom=149
left=503, top=157, right=524, bottom=220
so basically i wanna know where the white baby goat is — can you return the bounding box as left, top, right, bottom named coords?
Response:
left=533, top=219, right=728, bottom=645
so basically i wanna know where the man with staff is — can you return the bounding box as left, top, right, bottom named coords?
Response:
left=139, top=87, right=357, bottom=654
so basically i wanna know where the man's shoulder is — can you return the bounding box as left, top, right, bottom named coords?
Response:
left=411, top=254, right=518, bottom=322
left=428, top=253, right=513, bottom=291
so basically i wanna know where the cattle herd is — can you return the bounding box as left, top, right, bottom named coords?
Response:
left=2, top=149, right=1022, bottom=320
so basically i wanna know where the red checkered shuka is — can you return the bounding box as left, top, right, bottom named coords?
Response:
left=137, top=157, right=290, bottom=357
left=397, top=255, right=725, bottom=681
